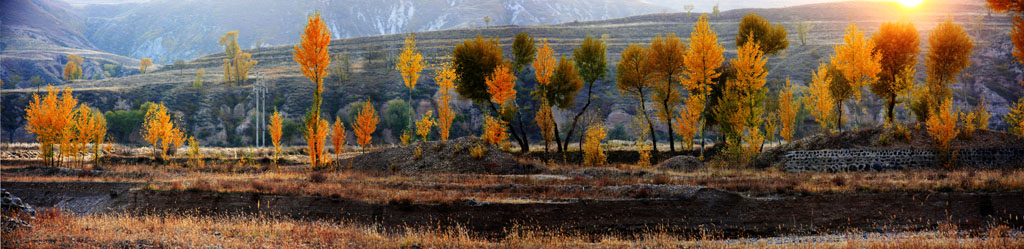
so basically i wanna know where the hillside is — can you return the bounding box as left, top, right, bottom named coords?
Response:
left=2, top=0, right=1021, bottom=148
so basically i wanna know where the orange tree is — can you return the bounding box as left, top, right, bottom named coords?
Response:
left=778, top=78, right=798, bottom=142
left=330, top=117, right=346, bottom=160
left=63, top=54, right=83, bottom=81
left=871, top=21, right=920, bottom=125
left=140, top=103, right=185, bottom=161
left=647, top=33, right=687, bottom=152
left=434, top=57, right=458, bottom=141
left=680, top=14, right=724, bottom=157
left=415, top=111, right=434, bottom=141
left=293, top=11, right=332, bottom=168
left=615, top=44, right=656, bottom=152
left=269, top=109, right=283, bottom=165
left=353, top=99, right=379, bottom=153
left=925, top=18, right=974, bottom=112
left=25, top=86, right=78, bottom=167
left=220, top=31, right=258, bottom=86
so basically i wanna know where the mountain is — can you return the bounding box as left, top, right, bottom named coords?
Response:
left=1, top=0, right=141, bottom=87
left=80, top=0, right=673, bottom=63
left=2, top=0, right=1021, bottom=147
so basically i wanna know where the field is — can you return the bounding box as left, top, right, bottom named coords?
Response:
left=3, top=127, right=1024, bottom=248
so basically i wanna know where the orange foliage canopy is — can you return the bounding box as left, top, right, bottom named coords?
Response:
left=25, top=85, right=78, bottom=166
left=532, top=39, right=556, bottom=86
left=269, top=109, right=283, bottom=164
left=486, top=64, right=517, bottom=107
left=293, top=12, right=332, bottom=92
left=482, top=115, right=507, bottom=146
left=353, top=100, right=379, bottom=151
left=140, top=103, right=185, bottom=160
left=331, top=116, right=346, bottom=156
left=832, top=24, right=881, bottom=101
left=397, top=34, right=425, bottom=89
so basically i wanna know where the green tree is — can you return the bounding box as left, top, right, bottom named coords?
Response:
left=512, top=33, right=537, bottom=74
left=453, top=35, right=504, bottom=103
left=562, top=35, right=607, bottom=152
left=384, top=99, right=414, bottom=139
left=798, top=21, right=813, bottom=46
left=736, top=13, right=789, bottom=56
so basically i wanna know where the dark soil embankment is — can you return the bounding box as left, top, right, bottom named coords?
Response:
left=339, top=137, right=543, bottom=174
left=5, top=181, right=1020, bottom=239
left=522, top=145, right=723, bottom=165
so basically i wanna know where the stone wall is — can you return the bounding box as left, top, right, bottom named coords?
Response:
left=783, top=148, right=1024, bottom=172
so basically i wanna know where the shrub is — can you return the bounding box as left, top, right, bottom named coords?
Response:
left=583, top=124, right=607, bottom=166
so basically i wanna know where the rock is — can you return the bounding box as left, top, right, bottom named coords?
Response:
left=657, top=155, right=704, bottom=172
left=1, top=188, right=35, bottom=232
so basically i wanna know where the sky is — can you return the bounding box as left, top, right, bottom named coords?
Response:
left=63, top=0, right=850, bottom=11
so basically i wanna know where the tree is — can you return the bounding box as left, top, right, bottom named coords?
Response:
left=647, top=33, right=687, bottom=152
left=535, top=100, right=555, bottom=152
left=434, top=57, right=458, bottom=141
left=174, top=60, right=186, bottom=75
left=384, top=99, right=414, bottom=138
left=332, top=53, right=352, bottom=84
left=415, top=111, right=434, bottom=141
left=532, top=38, right=559, bottom=149
left=25, top=86, right=78, bottom=167
left=1004, top=99, right=1024, bottom=136
left=830, top=24, right=881, bottom=131
left=582, top=124, right=607, bottom=165
left=140, top=103, right=185, bottom=161
left=736, top=13, right=788, bottom=56
left=987, top=0, right=1024, bottom=63
left=724, top=33, right=768, bottom=156
left=63, top=54, right=84, bottom=81
left=70, top=105, right=106, bottom=168
left=684, top=4, right=695, bottom=17
left=484, top=16, right=491, bottom=27
left=187, top=136, right=202, bottom=168
left=330, top=116, right=346, bottom=160
left=926, top=101, right=958, bottom=162
left=486, top=64, right=517, bottom=108
left=778, top=78, right=798, bottom=142
left=616, top=44, right=657, bottom=153
left=512, top=33, right=537, bottom=74
left=293, top=12, right=332, bottom=168
left=139, top=58, right=152, bottom=74
left=453, top=35, right=504, bottom=102
left=269, top=109, right=283, bottom=165
left=193, top=69, right=206, bottom=89
left=543, top=56, right=583, bottom=152
left=798, top=21, right=813, bottom=46
left=681, top=14, right=724, bottom=157
left=481, top=115, right=507, bottom=146
left=221, top=31, right=259, bottom=86
left=712, top=4, right=720, bottom=18
left=353, top=99, right=378, bottom=152
left=563, top=36, right=607, bottom=153
left=925, top=18, right=974, bottom=107
left=397, top=33, right=425, bottom=120
left=826, top=62, right=853, bottom=131
left=871, top=21, right=920, bottom=124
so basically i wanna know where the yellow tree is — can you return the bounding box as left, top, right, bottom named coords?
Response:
left=63, top=54, right=84, bottom=81
left=925, top=18, right=974, bottom=108
left=616, top=44, right=657, bottom=152
left=535, top=100, right=555, bottom=152
left=415, top=111, right=434, bottom=141
left=353, top=100, right=379, bottom=152
left=25, top=86, right=78, bottom=167
left=434, top=57, right=458, bottom=141
left=681, top=14, right=724, bottom=156
left=778, top=78, right=798, bottom=142
left=871, top=21, right=920, bottom=124
left=807, top=62, right=836, bottom=134
left=194, top=69, right=206, bottom=89
left=396, top=33, right=424, bottom=119
left=269, top=109, right=283, bottom=165
left=220, top=31, right=258, bottom=86
left=582, top=124, right=607, bottom=166
left=482, top=115, right=507, bottom=146
left=140, top=103, right=184, bottom=161
left=927, top=101, right=958, bottom=162
left=647, top=33, right=687, bottom=152
left=139, top=58, right=152, bottom=74
left=293, top=12, right=332, bottom=167
left=1004, top=99, right=1024, bottom=136
left=330, top=116, right=346, bottom=160
left=831, top=24, right=881, bottom=131
left=70, top=105, right=104, bottom=168
left=731, top=34, right=767, bottom=141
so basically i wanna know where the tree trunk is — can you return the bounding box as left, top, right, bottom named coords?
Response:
left=488, top=102, right=528, bottom=152
left=887, top=94, right=896, bottom=125
left=837, top=100, right=843, bottom=133
left=562, top=81, right=596, bottom=152
left=639, top=90, right=657, bottom=155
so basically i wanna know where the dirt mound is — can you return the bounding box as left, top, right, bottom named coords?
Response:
left=339, top=137, right=544, bottom=174
left=755, top=126, right=1024, bottom=168
left=657, top=155, right=705, bottom=172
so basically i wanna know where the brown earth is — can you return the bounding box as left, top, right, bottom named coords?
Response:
left=4, top=181, right=1021, bottom=239
left=338, top=137, right=544, bottom=174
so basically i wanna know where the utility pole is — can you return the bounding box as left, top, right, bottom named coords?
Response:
left=251, top=72, right=267, bottom=147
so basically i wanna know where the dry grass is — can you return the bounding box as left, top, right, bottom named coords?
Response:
left=3, top=209, right=1020, bottom=249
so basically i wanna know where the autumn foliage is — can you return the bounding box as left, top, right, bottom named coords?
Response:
left=535, top=101, right=555, bottom=152
left=415, top=111, right=434, bottom=141
left=294, top=11, right=332, bottom=168
left=353, top=100, right=379, bottom=152
left=927, top=101, right=958, bottom=162
left=220, top=31, right=259, bottom=86
left=63, top=54, right=83, bottom=81
left=807, top=62, right=836, bottom=133
left=647, top=33, right=686, bottom=152
left=139, top=58, right=152, bottom=74
left=397, top=34, right=425, bottom=92
left=778, top=78, right=798, bottom=142
left=331, top=116, right=347, bottom=158
left=269, top=109, right=283, bottom=165
left=25, top=86, right=78, bottom=167
left=140, top=103, right=185, bottom=161
left=481, top=115, right=507, bottom=146
left=434, top=58, right=458, bottom=141
left=582, top=124, right=607, bottom=166
left=485, top=64, right=517, bottom=107
left=681, top=14, right=724, bottom=154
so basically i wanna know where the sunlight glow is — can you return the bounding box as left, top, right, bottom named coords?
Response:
left=896, top=0, right=923, bottom=7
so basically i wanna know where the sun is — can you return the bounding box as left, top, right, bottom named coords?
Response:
left=896, top=0, right=923, bottom=7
